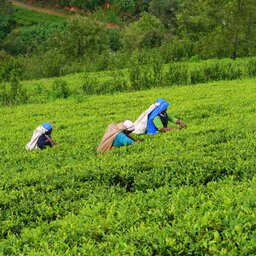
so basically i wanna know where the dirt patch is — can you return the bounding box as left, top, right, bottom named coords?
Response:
left=12, top=0, right=70, bottom=17
left=11, top=0, right=120, bottom=28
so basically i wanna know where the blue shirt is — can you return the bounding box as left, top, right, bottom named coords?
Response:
left=112, top=132, right=134, bottom=147
left=37, top=134, right=52, bottom=149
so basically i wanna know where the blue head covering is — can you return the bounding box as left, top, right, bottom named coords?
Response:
left=146, top=98, right=170, bottom=134
left=42, top=122, right=53, bottom=131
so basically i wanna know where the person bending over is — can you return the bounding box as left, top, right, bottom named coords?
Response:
left=97, top=120, right=140, bottom=153
left=25, top=122, right=58, bottom=150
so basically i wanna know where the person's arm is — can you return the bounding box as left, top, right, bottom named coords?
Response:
left=176, top=120, right=186, bottom=129
left=126, top=134, right=143, bottom=142
left=120, top=133, right=134, bottom=145
left=167, top=114, right=186, bottom=129
left=153, top=116, right=173, bottom=132
left=45, top=135, right=58, bottom=146
left=167, top=114, right=178, bottom=124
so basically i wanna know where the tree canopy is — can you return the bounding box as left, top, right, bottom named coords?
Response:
left=0, top=0, right=16, bottom=43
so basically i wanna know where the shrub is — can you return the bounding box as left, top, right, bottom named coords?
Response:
left=21, top=50, right=66, bottom=80
left=105, top=28, right=122, bottom=52
left=59, top=15, right=107, bottom=59
left=138, top=29, right=165, bottom=49
left=165, top=62, right=189, bottom=85
left=0, top=0, right=15, bottom=43
left=159, top=39, right=195, bottom=62
left=50, top=79, right=70, bottom=99
left=129, top=60, right=154, bottom=90
left=110, top=70, right=129, bottom=92
left=246, top=58, right=256, bottom=77
left=0, top=51, right=22, bottom=82
left=202, top=62, right=225, bottom=82
left=0, top=75, right=28, bottom=105
left=128, top=50, right=165, bottom=90
left=81, top=75, right=101, bottom=95
left=190, top=67, right=207, bottom=84
left=223, top=62, right=243, bottom=80
left=121, top=12, right=165, bottom=51
left=3, top=24, right=65, bottom=56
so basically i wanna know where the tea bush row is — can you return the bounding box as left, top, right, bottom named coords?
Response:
left=14, top=6, right=67, bottom=26
left=1, top=178, right=255, bottom=255
left=2, top=57, right=256, bottom=106
left=0, top=79, right=255, bottom=254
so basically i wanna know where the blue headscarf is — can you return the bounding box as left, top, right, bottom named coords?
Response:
left=146, top=98, right=170, bottom=134
left=42, top=122, right=53, bottom=131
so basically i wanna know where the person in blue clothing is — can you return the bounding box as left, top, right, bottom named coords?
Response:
left=25, top=122, right=58, bottom=150
left=112, top=120, right=135, bottom=147
left=97, top=120, right=140, bottom=153
left=146, top=98, right=186, bottom=134
left=37, top=123, right=58, bottom=149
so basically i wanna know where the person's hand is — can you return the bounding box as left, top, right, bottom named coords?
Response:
left=46, top=135, right=58, bottom=146
left=160, top=127, right=173, bottom=132
left=177, top=120, right=186, bottom=129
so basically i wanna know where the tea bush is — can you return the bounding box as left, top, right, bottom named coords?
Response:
left=50, top=79, right=70, bottom=99
left=0, top=76, right=28, bottom=105
left=0, top=78, right=255, bottom=254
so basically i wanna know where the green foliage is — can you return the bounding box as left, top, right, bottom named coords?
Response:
left=81, top=75, right=101, bottom=94
left=0, top=0, right=16, bottom=42
left=3, top=0, right=256, bottom=81
left=159, top=39, right=195, bottom=62
left=3, top=24, right=66, bottom=55
left=50, top=79, right=70, bottom=99
left=246, top=58, right=256, bottom=78
left=90, top=7, right=121, bottom=24
left=189, top=61, right=244, bottom=84
left=0, top=79, right=256, bottom=254
left=105, top=28, right=122, bottom=51
left=24, top=0, right=105, bottom=10
left=58, top=15, right=107, bottom=58
left=116, top=0, right=136, bottom=12
left=21, top=50, right=66, bottom=80
left=0, top=75, right=28, bottom=105
left=177, top=0, right=256, bottom=59
left=14, top=5, right=67, bottom=26
left=4, top=0, right=256, bottom=65
left=148, top=0, right=178, bottom=29
left=165, top=62, right=189, bottom=85
left=138, top=28, right=165, bottom=49
left=135, top=11, right=164, bottom=31
left=0, top=51, right=22, bottom=82
left=128, top=50, right=165, bottom=89
left=121, top=12, right=165, bottom=50
left=189, top=54, right=201, bottom=62
left=128, top=56, right=256, bottom=91
left=81, top=71, right=129, bottom=94
left=9, top=57, right=256, bottom=101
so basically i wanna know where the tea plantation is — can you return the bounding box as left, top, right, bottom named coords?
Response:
left=0, top=78, right=256, bottom=255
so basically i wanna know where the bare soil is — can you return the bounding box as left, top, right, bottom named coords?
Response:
left=12, top=0, right=70, bottom=17
left=11, top=0, right=120, bottom=28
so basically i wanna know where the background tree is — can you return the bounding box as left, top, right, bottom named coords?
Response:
left=177, top=0, right=256, bottom=59
left=220, top=0, right=256, bottom=59
left=121, top=12, right=165, bottom=51
left=0, top=0, right=16, bottom=43
left=3, top=24, right=65, bottom=56
left=148, top=0, right=179, bottom=31
left=57, top=15, right=107, bottom=58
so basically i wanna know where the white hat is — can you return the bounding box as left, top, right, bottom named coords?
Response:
left=123, top=120, right=135, bottom=131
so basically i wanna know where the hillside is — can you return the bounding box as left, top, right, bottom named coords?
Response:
left=12, top=0, right=70, bottom=17
left=0, top=78, right=256, bottom=254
